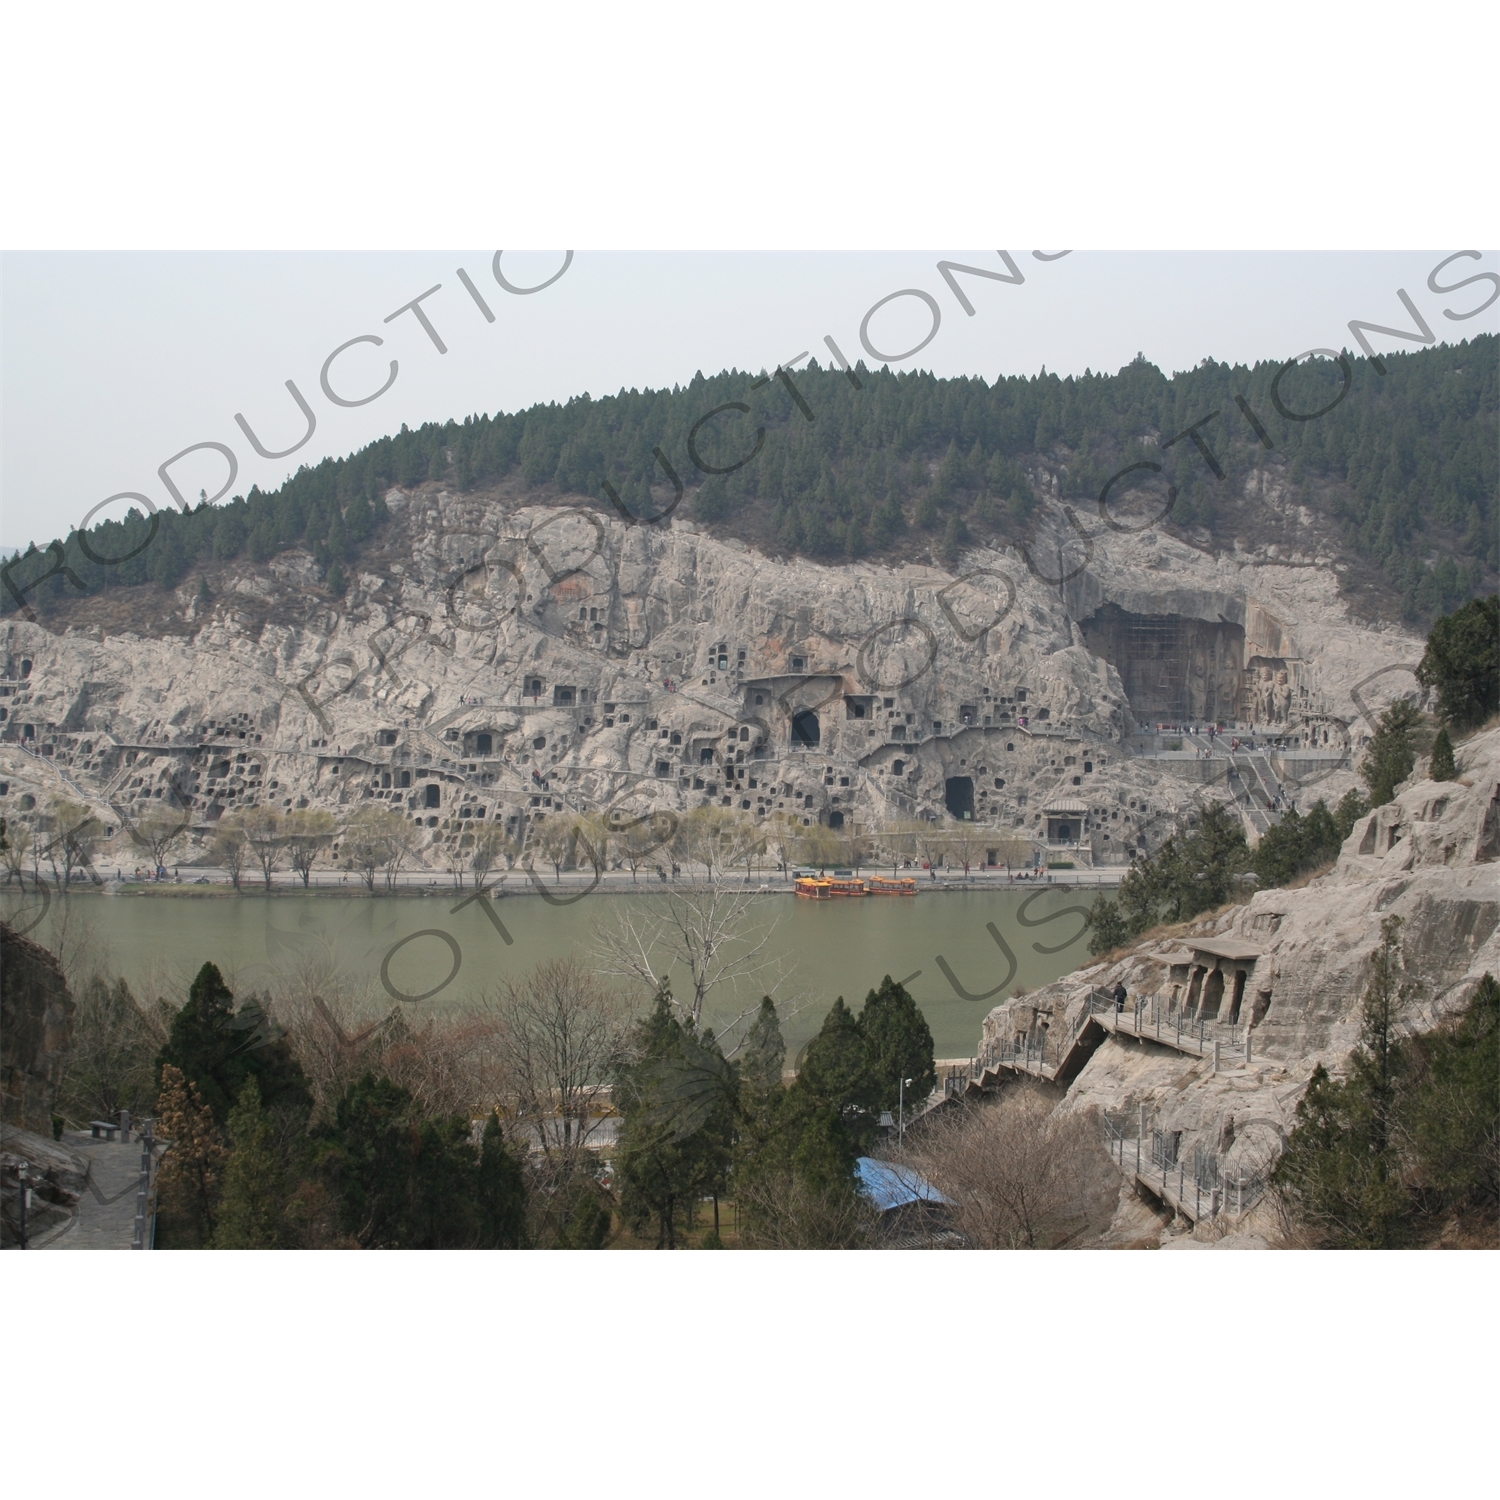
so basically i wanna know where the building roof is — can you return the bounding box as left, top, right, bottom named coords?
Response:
left=1189, top=936, right=1263, bottom=963
left=1043, top=799, right=1088, bottom=815
left=855, top=1158, right=950, bottom=1213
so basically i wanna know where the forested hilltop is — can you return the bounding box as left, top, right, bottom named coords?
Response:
left=7, top=334, right=1495, bottom=628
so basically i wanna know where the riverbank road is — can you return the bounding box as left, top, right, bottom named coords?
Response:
left=76, top=865, right=1129, bottom=896
left=38, top=1132, right=147, bottom=1251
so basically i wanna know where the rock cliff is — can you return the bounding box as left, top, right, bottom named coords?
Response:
left=976, top=726, right=1500, bottom=1240
left=0, top=484, right=1427, bottom=874
left=0, top=922, right=75, bottom=1133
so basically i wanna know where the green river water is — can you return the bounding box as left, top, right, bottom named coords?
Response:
left=1, top=884, right=1095, bottom=1059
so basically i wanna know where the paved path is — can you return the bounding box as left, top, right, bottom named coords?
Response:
left=37, top=1132, right=148, bottom=1250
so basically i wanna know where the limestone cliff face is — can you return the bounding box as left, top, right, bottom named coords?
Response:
left=1, top=923, right=76, bottom=1133
left=979, top=728, right=1500, bottom=1223
left=0, top=487, right=1426, bottom=872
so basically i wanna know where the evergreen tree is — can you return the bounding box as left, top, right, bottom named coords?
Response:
left=798, top=997, right=874, bottom=1116
left=1085, top=893, right=1129, bottom=955
left=325, top=1072, right=419, bottom=1248
left=868, top=492, right=905, bottom=548
left=1402, top=973, right=1499, bottom=1215
left=1429, top=726, right=1457, bottom=781
left=938, top=512, right=968, bottom=567
left=156, top=962, right=311, bottom=1126
left=476, top=1113, right=529, bottom=1248
left=326, top=562, right=348, bottom=596
left=554, top=1188, right=611, bottom=1249
left=1416, top=594, right=1499, bottom=731
left=1360, top=700, right=1421, bottom=807
left=738, top=996, right=787, bottom=1099
left=613, top=983, right=728, bottom=1248
left=858, top=976, right=935, bottom=1113
left=344, top=492, right=373, bottom=543
left=1273, top=916, right=1417, bottom=1246
left=1116, top=802, right=1250, bottom=935
left=1333, top=787, right=1369, bottom=839
left=212, top=1075, right=288, bottom=1249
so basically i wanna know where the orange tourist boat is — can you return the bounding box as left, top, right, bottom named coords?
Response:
left=867, top=876, right=918, bottom=895
left=794, top=876, right=870, bottom=898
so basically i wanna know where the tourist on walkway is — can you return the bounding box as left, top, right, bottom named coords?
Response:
left=1113, top=981, right=1127, bottom=1015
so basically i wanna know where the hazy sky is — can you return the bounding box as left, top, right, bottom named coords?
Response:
left=3, top=249, right=1496, bottom=552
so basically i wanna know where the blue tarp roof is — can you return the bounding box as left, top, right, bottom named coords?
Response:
left=855, top=1158, right=950, bottom=1213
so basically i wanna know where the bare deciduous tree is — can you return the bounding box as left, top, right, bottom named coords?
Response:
left=213, top=819, right=249, bottom=890
left=591, top=884, right=789, bottom=1036
left=877, top=820, right=922, bottom=876
left=125, top=799, right=193, bottom=872
left=2, top=819, right=33, bottom=885
left=484, top=959, right=632, bottom=1153
left=341, top=806, right=411, bottom=892
left=896, top=1087, right=1116, bottom=1248
left=468, top=826, right=508, bottom=888
left=284, top=809, right=336, bottom=887
left=43, top=799, right=100, bottom=887
left=59, top=976, right=166, bottom=1123
left=609, top=809, right=676, bottom=882
left=529, top=814, right=589, bottom=885
left=735, top=1172, right=878, bottom=1249
left=239, top=807, right=285, bottom=889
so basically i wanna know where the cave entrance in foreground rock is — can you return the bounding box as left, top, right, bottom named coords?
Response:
left=945, top=776, right=975, bottom=820
left=1080, top=602, right=1246, bottom=724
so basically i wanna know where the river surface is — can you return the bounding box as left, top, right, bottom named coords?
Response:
left=2, top=885, right=1095, bottom=1059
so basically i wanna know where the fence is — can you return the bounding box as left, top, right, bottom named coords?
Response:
left=1072, top=987, right=1255, bottom=1065
left=1102, top=1110, right=1266, bottom=1223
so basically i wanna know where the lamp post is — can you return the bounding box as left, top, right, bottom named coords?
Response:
left=13, top=1162, right=36, bottom=1249
left=898, top=1077, right=913, bottom=1147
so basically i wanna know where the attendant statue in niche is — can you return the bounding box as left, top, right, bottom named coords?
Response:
left=1271, top=669, right=1292, bottom=724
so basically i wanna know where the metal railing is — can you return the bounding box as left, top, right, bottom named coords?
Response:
left=1101, top=1111, right=1266, bottom=1223
left=1071, top=988, right=1255, bottom=1066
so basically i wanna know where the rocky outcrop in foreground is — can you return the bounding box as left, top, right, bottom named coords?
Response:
left=978, top=727, right=1500, bottom=1243
left=1, top=923, right=75, bottom=1134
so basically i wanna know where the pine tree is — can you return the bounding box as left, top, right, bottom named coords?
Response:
left=858, top=976, right=935, bottom=1112
left=738, top=997, right=786, bottom=1099
left=476, top=1112, right=528, bottom=1248
left=1273, top=916, right=1417, bottom=1246
left=156, top=962, right=312, bottom=1126
left=1333, top=787, right=1370, bottom=839
left=326, top=562, right=348, bottom=597
left=212, top=1075, right=287, bottom=1248
left=1402, top=973, right=1499, bottom=1214
left=1360, top=700, right=1421, bottom=806
left=1416, top=594, right=1499, bottom=731
left=344, top=492, right=373, bottom=543
left=613, top=983, right=705, bottom=1248
left=1429, top=726, right=1457, bottom=781
left=1086, top=894, right=1129, bottom=955
left=939, top=512, right=967, bottom=567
